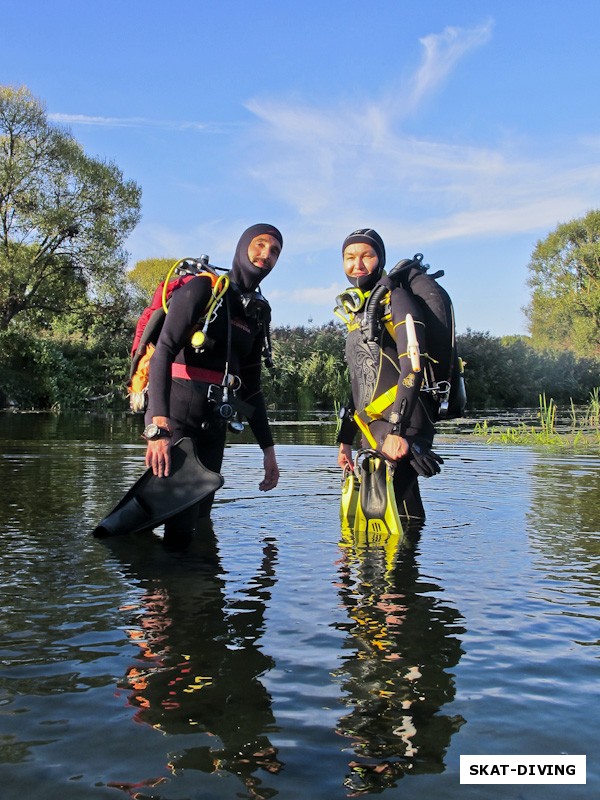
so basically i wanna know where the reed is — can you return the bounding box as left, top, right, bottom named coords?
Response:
left=472, top=388, right=600, bottom=449
left=585, top=387, right=600, bottom=428
left=537, top=393, right=558, bottom=442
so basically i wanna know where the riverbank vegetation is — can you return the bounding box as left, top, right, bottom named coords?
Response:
left=2, top=318, right=598, bottom=416
left=473, top=390, right=600, bottom=449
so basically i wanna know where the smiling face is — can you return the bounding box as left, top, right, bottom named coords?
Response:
left=342, top=243, right=380, bottom=280
left=247, top=234, right=282, bottom=271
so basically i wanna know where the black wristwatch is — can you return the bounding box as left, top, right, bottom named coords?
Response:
left=141, top=423, right=172, bottom=441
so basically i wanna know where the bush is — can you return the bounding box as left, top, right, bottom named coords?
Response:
left=0, top=325, right=130, bottom=411
left=457, top=331, right=600, bottom=409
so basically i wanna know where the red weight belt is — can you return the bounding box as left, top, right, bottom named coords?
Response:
left=171, top=363, right=225, bottom=384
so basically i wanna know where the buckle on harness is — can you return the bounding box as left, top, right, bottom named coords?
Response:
left=420, top=378, right=451, bottom=417
left=206, top=375, right=252, bottom=431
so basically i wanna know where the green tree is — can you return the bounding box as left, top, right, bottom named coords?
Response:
left=0, top=85, right=141, bottom=330
left=127, top=257, right=175, bottom=306
left=457, top=330, right=599, bottom=409
left=526, top=210, right=600, bottom=358
left=268, top=322, right=349, bottom=409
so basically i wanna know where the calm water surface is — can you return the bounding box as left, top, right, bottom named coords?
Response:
left=0, top=413, right=598, bottom=799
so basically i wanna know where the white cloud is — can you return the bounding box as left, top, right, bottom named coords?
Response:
left=409, top=22, right=494, bottom=109
left=109, top=20, right=599, bottom=337
left=239, top=21, right=600, bottom=251
left=48, top=112, right=237, bottom=133
left=240, top=24, right=503, bottom=223
left=126, top=219, right=253, bottom=266
left=269, top=282, right=348, bottom=307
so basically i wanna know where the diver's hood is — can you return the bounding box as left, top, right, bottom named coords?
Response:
left=342, top=228, right=386, bottom=292
left=347, top=268, right=384, bottom=292
left=230, top=223, right=283, bottom=292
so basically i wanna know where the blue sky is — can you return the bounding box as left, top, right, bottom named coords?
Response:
left=3, top=1, right=600, bottom=335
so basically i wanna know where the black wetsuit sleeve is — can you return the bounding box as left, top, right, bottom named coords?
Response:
left=336, top=397, right=358, bottom=445
left=239, top=335, right=274, bottom=450
left=386, top=287, right=426, bottom=437
left=147, top=277, right=213, bottom=419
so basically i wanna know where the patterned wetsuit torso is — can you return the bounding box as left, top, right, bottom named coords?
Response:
left=343, top=284, right=436, bottom=450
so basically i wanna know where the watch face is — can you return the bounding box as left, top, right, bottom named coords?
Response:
left=145, top=424, right=160, bottom=439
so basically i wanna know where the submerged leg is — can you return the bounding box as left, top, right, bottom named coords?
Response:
left=163, top=427, right=226, bottom=539
left=393, top=460, right=426, bottom=522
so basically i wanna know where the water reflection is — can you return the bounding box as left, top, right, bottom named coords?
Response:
left=0, top=409, right=338, bottom=447
left=2, top=413, right=599, bottom=799
left=526, top=455, right=600, bottom=648
left=333, top=527, right=465, bottom=794
left=103, top=525, right=282, bottom=800
left=527, top=454, right=600, bottom=543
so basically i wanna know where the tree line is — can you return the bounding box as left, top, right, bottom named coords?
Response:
left=2, top=318, right=598, bottom=413
left=1, top=85, right=599, bottom=414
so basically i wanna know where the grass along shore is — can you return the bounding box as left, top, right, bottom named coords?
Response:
left=472, top=390, right=600, bottom=449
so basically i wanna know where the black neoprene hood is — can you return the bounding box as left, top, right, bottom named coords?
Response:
left=342, top=228, right=386, bottom=290
left=230, top=223, right=283, bottom=292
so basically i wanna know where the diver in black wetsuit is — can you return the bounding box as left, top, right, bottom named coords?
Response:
left=336, top=229, right=443, bottom=524
left=144, top=223, right=283, bottom=537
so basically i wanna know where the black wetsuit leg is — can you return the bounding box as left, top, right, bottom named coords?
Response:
left=392, top=459, right=426, bottom=522
left=161, top=379, right=227, bottom=538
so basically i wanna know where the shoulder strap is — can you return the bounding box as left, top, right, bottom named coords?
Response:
left=229, top=281, right=274, bottom=369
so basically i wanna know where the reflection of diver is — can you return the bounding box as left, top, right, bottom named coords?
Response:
left=334, top=529, right=465, bottom=794
left=105, top=524, right=282, bottom=798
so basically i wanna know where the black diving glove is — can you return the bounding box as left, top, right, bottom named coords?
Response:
left=409, top=442, right=444, bottom=477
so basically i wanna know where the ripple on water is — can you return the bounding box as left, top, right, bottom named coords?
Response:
left=0, top=436, right=598, bottom=798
